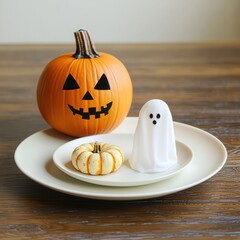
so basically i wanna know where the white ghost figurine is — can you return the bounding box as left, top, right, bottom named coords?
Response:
left=129, top=99, right=177, bottom=173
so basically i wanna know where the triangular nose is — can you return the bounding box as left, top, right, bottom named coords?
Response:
left=82, top=91, right=93, bottom=100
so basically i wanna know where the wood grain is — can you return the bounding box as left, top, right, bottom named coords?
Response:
left=0, top=43, right=239, bottom=239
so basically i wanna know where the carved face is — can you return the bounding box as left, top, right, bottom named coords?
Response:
left=63, top=73, right=112, bottom=120
left=37, top=52, right=132, bottom=137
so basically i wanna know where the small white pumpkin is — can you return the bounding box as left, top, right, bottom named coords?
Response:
left=71, top=142, right=124, bottom=175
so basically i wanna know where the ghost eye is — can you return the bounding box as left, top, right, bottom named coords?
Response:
left=63, top=74, right=80, bottom=90
left=156, top=113, right=161, bottom=119
left=149, top=113, right=153, bottom=119
left=94, top=74, right=110, bottom=90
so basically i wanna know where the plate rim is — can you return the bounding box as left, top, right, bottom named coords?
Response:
left=14, top=117, right=228, bottom=200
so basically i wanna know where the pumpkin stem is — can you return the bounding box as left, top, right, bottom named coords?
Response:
left=93, top=142, right=101, bottom=153
left=73, top=29, right=100, bottom=59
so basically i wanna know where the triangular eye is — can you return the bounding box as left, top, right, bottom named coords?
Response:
left=63, top=74, right=80, bottom=90
left=94, top=74, right=110, bottom=90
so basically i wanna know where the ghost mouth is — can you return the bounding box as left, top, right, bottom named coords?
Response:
left=153, top=120, right=157, bottom=125
left=68, top=101, right=112, bottom=119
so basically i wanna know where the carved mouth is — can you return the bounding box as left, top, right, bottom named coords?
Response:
left=68, top=101, right=113, bottom=119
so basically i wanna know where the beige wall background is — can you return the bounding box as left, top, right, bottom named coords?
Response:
left=0, top=0, right=240, bottom=44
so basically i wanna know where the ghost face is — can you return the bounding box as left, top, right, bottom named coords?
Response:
left=139, top=99, right=172, bottom=131
left=149, top=113, right=161, bottom=125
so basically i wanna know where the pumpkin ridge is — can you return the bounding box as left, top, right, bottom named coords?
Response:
left=108, top=67, right=120, bottom=132
left=115, top=148, right=124, bottom=164
left=91, top=57, right=111, bottom=133
left=98, top=54, right=130, bottom=132
left=90, top=58, right=100, bottom=133
left=95, top=56, right=117, bottom=132
left=103, top=144, right=116, bottom=151
left=97, top=153, right=103, bottom=175
left=101, top=143, right=108, bottom=150
left=106, top=151, right=116, bottom=173
left=86, top=154, right=92, bottom=174
left=76, top=150, right=87, bottom=170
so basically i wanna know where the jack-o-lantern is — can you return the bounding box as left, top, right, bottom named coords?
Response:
left=37, top=29, right=132, bottom=137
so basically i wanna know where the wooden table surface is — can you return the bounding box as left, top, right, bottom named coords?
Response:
left=0, top=43, right=239, bottom=239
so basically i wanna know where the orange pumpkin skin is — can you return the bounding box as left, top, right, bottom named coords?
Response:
left=37, top=31, right=132, bottom=137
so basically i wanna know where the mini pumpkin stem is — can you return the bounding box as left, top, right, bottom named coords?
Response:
left=73, top=29, right=100, bottom=59
left=93, top=142, right=101, bottom=153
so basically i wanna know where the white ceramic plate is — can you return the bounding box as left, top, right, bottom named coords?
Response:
left=53, top=136, right=193, bottom=187
left=14, top=117, right=227, bottom=200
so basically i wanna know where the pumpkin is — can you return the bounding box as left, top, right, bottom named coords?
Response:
left=71, top=142, right=124, bottom=175
left=37, top=29, right=132, bottom=137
